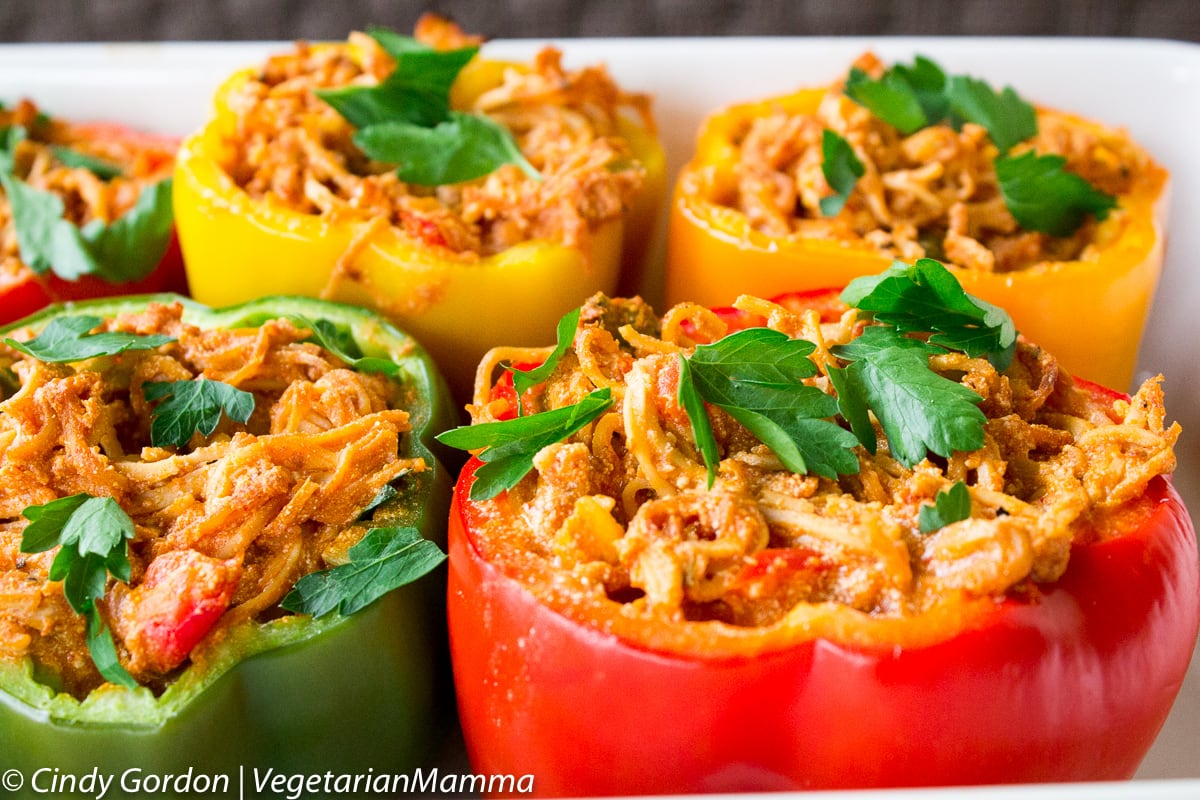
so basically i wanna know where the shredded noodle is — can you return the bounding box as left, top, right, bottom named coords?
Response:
left=467, top=293, right=1179, bottom=634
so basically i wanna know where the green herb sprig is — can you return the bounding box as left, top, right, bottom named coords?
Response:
left=507, top=307, right=580, bottom=413
left=3, top=315, right=175, bottom=363
left=839, top=257, right=1017, bottom=370
left=438, top=260, right=1015, bottom=502
left=677, top=329, right=861, bottom=486
left=833, top=55, right=1112, bottom=237
left=50, top=146, right=124, bottom=180
left=317, top=27, right=537, bottom=186
left=294, top=316, right=403, bottom=378
left=918, top=481, right=973, bottom=533
left=437, top=388, right=613, bottom=500
left=819, top=130, right=865, bottom=217
left=143, top=378, right=256, bottom=449
left=994, top=151, right=1118, bottom=237
left=20, top=495, right=138, bottom=689
left=280, top=526, right=446, bottom=618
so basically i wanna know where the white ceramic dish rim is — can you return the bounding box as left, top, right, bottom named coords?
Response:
left=0, top=36, right=1196, bottom=795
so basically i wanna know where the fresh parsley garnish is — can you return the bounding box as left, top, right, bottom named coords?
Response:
left=944, top=74, right=1037, bottom=156
left=357, top=482, right=400, bottom=522
left=50, top=146, right=123, bottom=180
left=0, top=171, right=174, bottom=283
left=280, top=526, right=446, bottom=618
left=507, top=307, right=580, bottom=413
left=20, top=494, right=137, bottom=689
left=441, top=260, right=1013, bottom=498
left=317, top=27, right=537, bottom=186
left=819, top=129, right=865, bottom=217
left=295, top=316, right=402, bottom=378
left=830, top=345, right=986, bottom=467
left=356, top=112, right=538, bottom=187
left=829, top=259, right=1006, bottom=466
left=143, top=378, right=256, bottom=449
left=835, top=56, right=1111, bottom=237
left=840, top=258, right=1017, bottom=370
left=845, top=61, right=938, bottom=135
left=679, top=329, right=861, bottom=483
left=844, top=56, right=1035, bottom=153
left=437, top=388, right=614, bottom=500
left=676, top=354, right=721, bottom=486
left=995, top=151, right=1118, bottom=237
left=918, top=481, right=972, bottom=533
left=3, top=315, right=175, bottom=363
left=317, top=27, right=477, bottom=129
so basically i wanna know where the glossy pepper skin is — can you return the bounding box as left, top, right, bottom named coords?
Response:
left=666, top=87, right=1168, bottom=391
left=446, top=297, right=1198, bottom=796
left=0, top=294, right=455, bottom=782
left=0, top=124, right=186, bottom=326
left=174, top=54, right=665, bottom=400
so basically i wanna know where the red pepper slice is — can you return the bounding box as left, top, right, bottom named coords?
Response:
left=0, top=123, right=184, bottom=325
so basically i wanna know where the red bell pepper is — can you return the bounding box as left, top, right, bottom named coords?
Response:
left=0, top=116, right=184, bottom=324
left=446, top=289, right=1199, bottom=795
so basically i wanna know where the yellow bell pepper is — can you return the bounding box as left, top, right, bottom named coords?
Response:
left=667, top=87, right=1167, bottom=390
left=175, top=40, right=664, bottom=399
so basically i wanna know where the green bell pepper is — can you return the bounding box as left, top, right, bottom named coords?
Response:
left=0, top=294, right=455, bottom=796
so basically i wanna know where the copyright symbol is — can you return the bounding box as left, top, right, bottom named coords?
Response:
left=1, top=769, right=22, bottom=791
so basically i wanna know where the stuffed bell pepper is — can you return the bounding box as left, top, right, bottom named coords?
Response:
left=667, top=53, right=1168, bottom=390
left=175, top=15, right=665, bottom=398
left=0, top=99, right=183, bottom=324
left=0, top=294, right=453, bottom=777
left=440, top=258, right=1197, bottom=796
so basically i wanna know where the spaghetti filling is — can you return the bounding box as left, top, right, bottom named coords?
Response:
left=722, top=53, right=1156, bottom=272
left=463, top=291, right=1178, bottom=644
left=221, top=16, right=651, bottom=258
left=0, top=304, right=424, bottom=696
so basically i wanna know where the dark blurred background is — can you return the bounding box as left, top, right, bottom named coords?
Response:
left=3, top=0, right=1199, bottom=42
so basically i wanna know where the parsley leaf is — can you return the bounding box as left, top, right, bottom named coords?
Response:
left=357, top=482, right=400, bottom=522
left=508, top=307, right=580, bottom=413
left=995, top=151, right=1118, bottom=237
left=355, top=112, right=538, bottom=185
left=3, top=315, right=175, bottom=363
left=845, top=57, right=1035, bottom=155
left=819, top=129, right=865, bottom=217
left=841, top=258, right=1017, bottom=371
left=919, top=481, right=972, bottom=533
left=945, top=75, right=1037, bottom=156
left=20, top=495, right=137, bottom=689
left=316, top=35, right=477, bottom=129
left=0, top=172, right=174, bottom=283
left=76, top=178, right=175, bottom=283
left=836, top=345, right=986, bottom=467
left=827, top=363, right=875, bottom=455
left=682, top=328, right=860, bottom=479
left=143, top=378, right=256, bottom=449
left=51, top=146, right=123, bottom=180
left=295, top=316, right=402, bottom=378
left=677, top=354, right=721, bottom=487
left=280, top=526, right=446, bottom=618
left=889, top=55, right=951, bottom=124
left=437, top=388, right=614, bottom=500
left=317, top=26, right=537, bottom=186
left=844, top=65, right=930, bottom=135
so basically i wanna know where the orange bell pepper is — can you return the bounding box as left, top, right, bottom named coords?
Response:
left=667, top=86, right=1168, bottom=390
left=175, top=36, right=664, bottom=399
